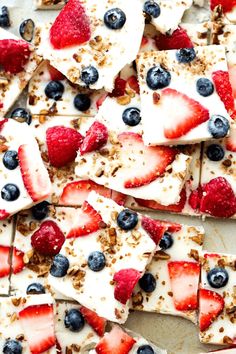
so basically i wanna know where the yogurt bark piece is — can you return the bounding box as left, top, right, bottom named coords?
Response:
left=199, top=252, right=236, bottom=345
left=35, top=0, right=145, bottom=91
left=49, top=191, right=160, bottom=323
left=0, top=218, right=13, bottom=295
left=0, top=294, right=57, bottom=353
left=35, top=0, right=66, bottom=9
left=137, top=45, right=233, bottom=146
left=0, top=118, right=51, bottom=219
left=0, top=28, right=41, bottom=118
left=131, top=222, right=204, bottom=323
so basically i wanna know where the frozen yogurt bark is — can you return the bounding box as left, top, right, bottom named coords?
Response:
left=199, top=252, right=236, bottom=345
left=49, top=191, right=159, bottom=323
left=0, top=118, right=51, bottom=219
left=0, top=218, right=13, bottom=295
left=35, top=0, right=66, bottom=9
left=35, top=0, right=145, bottom=91
left=131, top=222, right=204, bottom=323
left=137, top=45, right=233, bottom=146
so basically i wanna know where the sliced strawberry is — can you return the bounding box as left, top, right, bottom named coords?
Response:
left=228, top=64, right=236, bottom=100
left=168, top=261, right=200, bottom=311
left=155, top=27, right=193, bottom=50
left=47, top=62, right=65, bottom=81
left=46, top=126, right=84, bottom=168
left=210, top=0, right=236, bottom=13
left=50, top=0, right=91, bottom=49
left=110, top=77, right=127, bottom=98
left=111, top=191, right=127, bottom=206
left=80, top=121, right=108, bottom=155
left=141, top=36, right=149, bottom=47
left=135, top=188, right=187, bottom=213
left=19, top=303, right=56, bottom=354
left=80, top=306, right=107, bottom=337
left=95, top=326, right=136, bottom=354
left=204, top=253, right=221, bottom=259
left=127, top=76, right=140, bottom=94
left=113, top=268, right=141, bottom=304
left=0, top=245, right=10, bottom=278
left=67, top=201, right=102, bottom=238
left=59, top=180, right=111, bottom=206
left=0, top=118, right=7, bottom=131
left=118, top=132, right=177, bottom=188
left=141, top=216, right=168, bottom=245
left=0, top=210, right=10, bottom=220
left=18, top=144, right=51, bottom=202
left=161, top=89, right=210, bottom=139
left=0, top=39, right=30, bottom=74
left=225, top=128, right=236, bottom=152
left=199, top=288, right=225, bottom=331
left=212, top=70, right=235, bottom=114
left=96, top=93, right=108, bottom=109
left=12, top=247, right=25, bottom=274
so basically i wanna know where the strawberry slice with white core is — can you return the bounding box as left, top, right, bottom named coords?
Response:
left=0, top=245, right=10, bottom=278
left=80, top=306, right=107, bottom=337
left=18, top=144, right=51, bottom=202
left=141, top=216, right=169, bottom=245
left=199, top=288, right=225, bottom=331
left=168, top=261, right=200, bottom=311
left=118, top=132, right=177, bottom=188
left=95, top=325, right=136, bottom=354
left=12, top=247, right=25, bottom=274
left=226, top=128, right=236, bottom=152
left=228, top=64, right=236, bottom=100
left=160, top=88, right=210, bottom=139
left=19, top=303, right=56, bottom=354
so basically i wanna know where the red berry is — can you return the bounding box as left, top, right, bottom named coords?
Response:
left=155, top=27, right=193, bottom=50
left=113, top=268, right=141, bottom=304
left=110, top=77, right=127, bottom=97
left=80, top=121, right=108, bottom=155
left=212, top=70, right=235, bottom=114
left=210, top=0, right=236, bottom=13
left=0, top=39, right=30, bottom=74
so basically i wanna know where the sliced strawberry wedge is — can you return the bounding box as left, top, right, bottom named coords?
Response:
left=80, top=121, right=108, bottom=155
left=110, top=191, right=127, bottom=206
left=0, top=245, right=10, bottom=278
left=141, top=216, right=169, bottom=245
left=19, top=303, right=56, bottom=354
left=80, top=306, right=107, bottom=337
left=95, top=326, right=136, bottom=354
left=226, top=128, right=236, bottom=152
left=47, top=62, right=65, bottom=81
left=0, top=210, right=10, bottom=220
left=199, top=288, right=225, bottom=331
left=59, top=180, right=111, bottom=206
left=113, top=268, right=141, bottom=304
left=168, top=261, right=200, bottom=311
left=160, top=88, right=209, bottom=139
left=12, top=247, right=25, bottom=274
left=67, top=201, right=102, bottom=238
left=212, top=70, right=235, bottom=114
left=119, top=132, right=177, bottom=188
left=18, top=144, right=51, bottom=202
left=228, top=64, right=236, bottom=100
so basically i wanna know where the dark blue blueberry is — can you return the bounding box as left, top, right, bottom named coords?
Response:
left=143, top=1, right=161, bottom=18
left=159, top=232, right=173, bottom=250
left=3, top=339, right=22, bottom=354
left=207, top=267, right=229, bottom=288
left=50, top=254, right=69, bottom=277
left=206, top=144, right=225, bottom=161
left=196, top=78, right=214, bottom=97
left=26, top=282, right=46, bottom=294
left=3, top=150, right=18, bottom=170
left=80, top=66, right=99, bottom=86
left=146, top=65, right=171, bottom=90
left=104, top=8, right=126, bottom=30
left=176, top=48, right=196, bottom=64
left=208, top=115, right=230, bottom=138
left=64, top=309, right=85, bottom=332
left=137, top=345, right=154, bottom=354
left=74, top=94, right=91, bottom=112
left=1, top=184, right=20, bottom=201
left=117, top=209, right=138, bottom=230
left=10, top=108, right=32, bottom=125
left=31, top=201, right=50, bottom=220
left=45, top=80, right=64, bottom=101
left=0, top=6, right=10, bottom=28
left=122, top=107, right=141, bottom=126
left=138, top=273, right=156, bottom=293
left=88, top=251, right=106, bottom=272
left=19, top=19, right=35, bottom=42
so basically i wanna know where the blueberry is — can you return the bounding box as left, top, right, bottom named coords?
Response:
left=19, top=19, right=35, bottom=42
left=137, top=345, right=154, bottom=354
left=208, top=115, right=230, bottom=139
left=50, top=254, right=69, bottom=277
left=45, top=80, right=64, bottom=101
left=122, top=107, right=141, bottom=126
left=176, top=48, right=196, bottom=64
left=0, top=6, right=10, bottom=28
left=159, top=232, right=173, bottom=250
left=143, top=1, right=161, bottom=18
left=10, top=108, right=32, bottom=125
left=26, top=282, right=45, bottom=295
left=64, top=309, right=85, bottom=332
left=117, top=209, right=138, bottom=230
left=1, top=184, right=20, bottom=201
left=80, top=66, right=99, bottom=86
left=31, top=201, right=50, bottom=220
left=104, top=8, right=126, bottom=30
left=206, top=144, right=225, bottom=161
left=196, top=78, right=214, bottom=97
left=207, top=267, right=229, bottom=288
left=3, top=150, right=18, bottom=170
left=74, top=94, right=91, bottom=112
left=3, top=339, right=22, bottom=354
left=88, top=251, right=106, bottom=272
left=139, top=273, right=156, bottom=293
left=146, top=65, right=171, bottom=90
